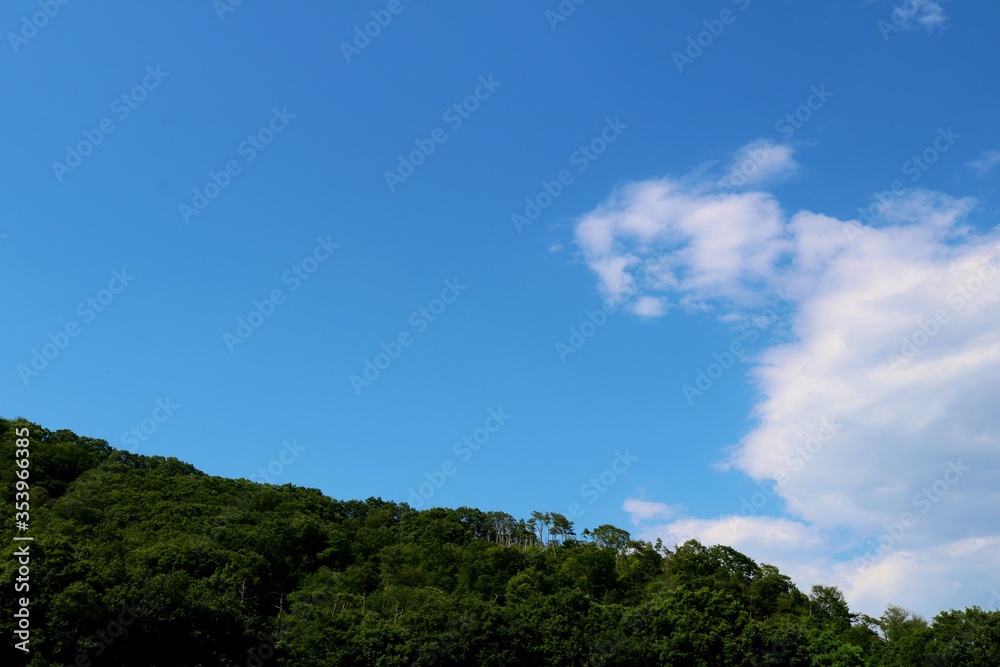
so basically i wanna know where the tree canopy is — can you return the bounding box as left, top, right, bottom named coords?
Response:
left=2, top=417, right=998, bottom=666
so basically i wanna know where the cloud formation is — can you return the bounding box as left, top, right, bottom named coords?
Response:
left=574, top=140, right=799, bottom=317
left=576, top=140, right=1000, bottom=617
left=719, top=139, right=800, bottom=189
left=622, top=498, right=682, bottom=524
left=967, top=150, right=1000, bottom=177
left=893, top=0, right=947, bottom=31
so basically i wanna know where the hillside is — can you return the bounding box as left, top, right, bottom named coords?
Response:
left=2, top=417, right=998, bottom=666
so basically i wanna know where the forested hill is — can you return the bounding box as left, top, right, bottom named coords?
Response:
left=2, top=418, right=998, bottom=666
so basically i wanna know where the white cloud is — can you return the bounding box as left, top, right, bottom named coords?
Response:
left=835, top=539, right=1000, bottom=617
left=575, top=145, right=1000, bottom=618
left=635, top=513, right=828, bottom=563
left=719, top=139, right=800, bottom=189
left=917, top=1, right=946, bottom=29
left=622, top=498, right=681, bottom=524
left=967, top=150, right=1000, bottom=177
left=631, top=511, right=1000, bottom=617
left=890, top=0, right=947, bottom=32
left=573, top=145, right=796, bottom=315
left=632, top=296, right=666, bottom=318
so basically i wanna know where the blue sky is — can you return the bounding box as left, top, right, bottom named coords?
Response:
left=3, top=0, right=1000, bottom=617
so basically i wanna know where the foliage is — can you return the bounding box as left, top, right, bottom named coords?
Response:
left=1, top=417, right=997, bottom=666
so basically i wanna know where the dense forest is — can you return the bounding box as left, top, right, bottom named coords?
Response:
left=2, top=417, right=998, bottom=666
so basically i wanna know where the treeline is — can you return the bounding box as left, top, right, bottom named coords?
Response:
left=1, top=417, right=998, bottom=666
